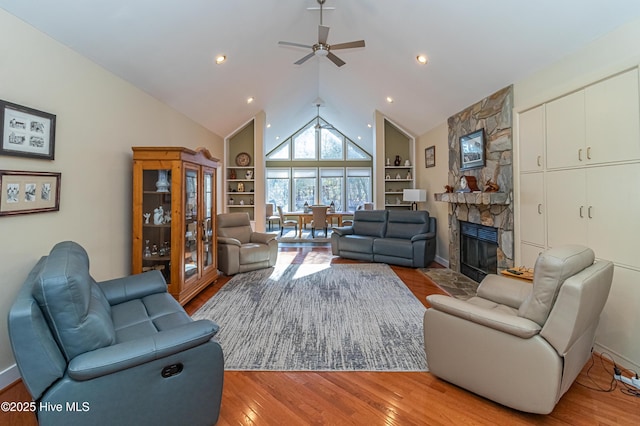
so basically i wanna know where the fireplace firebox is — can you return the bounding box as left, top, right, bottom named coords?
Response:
left=460, top=221, right=498, bottom=283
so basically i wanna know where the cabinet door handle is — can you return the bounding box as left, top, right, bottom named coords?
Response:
left=587, top=146, right=592, bottom=160
left=578, top=148, right=583, bottom=161
left=588, top=206, right=593, bottom=219
left=537, top=204, right=542, bottom=214
left=537, top=156, right=542, bottom=167
left=579, top=206, right=584, bottom=218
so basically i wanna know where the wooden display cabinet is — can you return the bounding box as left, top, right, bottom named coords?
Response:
left=132, top=147, right=220, bottom=305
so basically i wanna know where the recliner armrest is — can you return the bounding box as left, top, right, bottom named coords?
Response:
left=332, top=226, right=354, bottom=236
left=98, top=270, right=167, bottom=305
left=426, top=295, right=541, bottom=338
left=67, top=319, right=219, bottom=381
left=250, top=232, right=276, bottom=245
left=218, top=236, right=241, bottom=246
left=410, top=232, right=435, bottom=242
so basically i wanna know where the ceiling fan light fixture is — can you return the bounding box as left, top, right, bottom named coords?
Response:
left=416, top=54, right=428, bottom=65
left=313, top=44, right=329, bottom=57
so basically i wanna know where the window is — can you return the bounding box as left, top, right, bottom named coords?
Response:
left=346, top=140, right=370, bottom=160
left=346, top=168, right=372, bottom=211
left=293, top=126, right=316, bottom=160
left=292, top=168, right=317, bottom=211
left=320, top=168, right=344, bottom=210
left=266, top=169, right=291, bottom=212
left=320, top=128, right=344, bottom=160
left=267, top=141, right=290, bottom=160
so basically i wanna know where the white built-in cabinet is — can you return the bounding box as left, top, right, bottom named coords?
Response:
left=518, top=67, right=640, bottom=271
left=546, top=68, right=640, bottom=169
left=517, top=67, right=640, bottom=368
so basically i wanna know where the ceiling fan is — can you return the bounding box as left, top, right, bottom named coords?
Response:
left=278, top=0, right=365, bottom=67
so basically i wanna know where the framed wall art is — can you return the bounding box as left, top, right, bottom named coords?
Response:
left=459, top=129, right=485, bottom=171
left=425, top=145, right=435, bottom=168
left=0, top=170, right=61, bottom=216
left=0, top=100, right=56, bottom=160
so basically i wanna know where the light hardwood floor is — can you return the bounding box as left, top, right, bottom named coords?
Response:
left=2, top=244, right=639, bottom=425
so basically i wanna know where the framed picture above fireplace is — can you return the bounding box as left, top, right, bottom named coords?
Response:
left=459, top=129, right=485, bottom=171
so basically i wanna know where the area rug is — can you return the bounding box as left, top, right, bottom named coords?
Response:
left=419, top=268, right=479, bottom=300
left=192, top=263, right=428, bottom=371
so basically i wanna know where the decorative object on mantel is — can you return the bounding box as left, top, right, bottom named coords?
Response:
left=457, top=175, right=479, bottom=193
left=444, top=185, right=454, bottom=193
left=394, top=155, right=401, bottom=166
left=484, top=179, right=500, bottom=192
left=459, top=129, right=485, bottom=171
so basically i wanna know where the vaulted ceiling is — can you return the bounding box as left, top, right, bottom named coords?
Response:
left=2, top=0, right=640, bottom=154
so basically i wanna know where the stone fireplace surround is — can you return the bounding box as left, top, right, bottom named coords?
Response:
left=435, top=86, right=515, bottom=273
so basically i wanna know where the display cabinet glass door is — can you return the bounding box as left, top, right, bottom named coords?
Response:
left=202, top=168, right=215, bottom=270
left=184, top=168, right=199, bottom=282
left=141, top=168, right=172, bottom=283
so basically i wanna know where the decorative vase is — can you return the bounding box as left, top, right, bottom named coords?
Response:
left=394, top=155, right=401, bottom=166
left=304, top=201, right=309, bottom=213
left=155, top=170, right=170, bottom=193
left=329, top=201, right=335, bottom=213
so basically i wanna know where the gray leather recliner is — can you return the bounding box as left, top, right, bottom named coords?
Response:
left=423, top=245, right=614, bottom=414
left=8, top=241, right=224, bottom=426
left=217, top=212, right=278, bottom=275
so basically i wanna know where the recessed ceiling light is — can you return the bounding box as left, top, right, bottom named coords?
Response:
left=416, top=54, right=428, bottom=65
left=275, top=136, right=280, bottom=140
left=367, top=123, right=372, bottom=128
left=215, top=55, right=226, bottom=64
left=247, top=97, right=254, bottom=104
left=386, top=97, right=394, bottom=103
left=266, top=123, right=271, bottom=128
left=357, top=136, right=362, bottom=140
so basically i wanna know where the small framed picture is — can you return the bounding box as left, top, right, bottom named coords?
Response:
left=0, top=170, right=61, bottom=216
left=425, top=146, right=436, bottom=168
left=0, top=100, right=56, bottom=160
left=459, top=129, right=485, bottom=171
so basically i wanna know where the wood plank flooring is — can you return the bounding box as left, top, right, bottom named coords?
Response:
left=2, top=244, right=639, bottom=425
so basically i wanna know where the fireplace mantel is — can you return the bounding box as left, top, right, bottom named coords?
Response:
left=434, top=192, right=510, bottom=205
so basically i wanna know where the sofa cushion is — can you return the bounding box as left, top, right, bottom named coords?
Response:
left=352, top=210, right=388, bottom=237
left=32, top=241, right=116, bottom=361
left=373, top=238, right=414, bottom=259
left=385, top=210, right=430, bottom=239
left=340, top=235, right=377, bottom=253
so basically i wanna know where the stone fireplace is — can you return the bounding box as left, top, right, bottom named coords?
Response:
left=434, top=86, right=514, bottom=279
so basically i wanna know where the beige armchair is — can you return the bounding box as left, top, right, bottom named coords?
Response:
left=217, top=212, right=278, bottom=275
left=423, top=245, right=613, bottom=414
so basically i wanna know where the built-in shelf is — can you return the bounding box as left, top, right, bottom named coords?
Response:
left=434, top=192, right=510, bottom=205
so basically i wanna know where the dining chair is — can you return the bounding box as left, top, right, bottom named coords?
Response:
left=310, top=205, right=329, bottom=238
left=277, top=206, right=298, bottom=236
left=266, top=203, right=280, bottom=231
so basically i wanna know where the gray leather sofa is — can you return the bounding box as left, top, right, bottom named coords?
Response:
left=331, top=210, right=436, bottom=267
left=423, top=245, right=614, bottom=414
left=8, top=241, right=224, bottom=426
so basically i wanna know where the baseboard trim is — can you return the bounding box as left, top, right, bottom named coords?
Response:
left=434, top=255, right=449, bottom=268
left=593, top=342, right=640, bottom=372
left=0, top=364, right=20, bottom=391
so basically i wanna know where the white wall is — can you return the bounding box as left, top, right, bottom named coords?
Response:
left=416, top=123, right=449, bottom=266
left=513, top=17, right=640, bottom=370
left=0, top=9, right=223, bottom=386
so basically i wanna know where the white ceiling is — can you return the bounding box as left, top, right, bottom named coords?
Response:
left=2, top=0, right=640, bottom=154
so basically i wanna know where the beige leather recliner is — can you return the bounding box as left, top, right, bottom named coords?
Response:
left=217, top=212, right=278, bottom=275
left=423, top=245, right=614, bottom=414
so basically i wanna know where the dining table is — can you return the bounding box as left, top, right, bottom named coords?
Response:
left=283, top=210, right=355, bottom=237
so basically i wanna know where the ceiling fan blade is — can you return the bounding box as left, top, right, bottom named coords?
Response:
left=330, top=40, right=366, bottom=50
left=326, top=52, right=346, bottom=67
left=318, top=25, right=330, bottom=44
left=294, top=52, right=316, bottom=65
left=279, top=41, right=313, bottom=49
